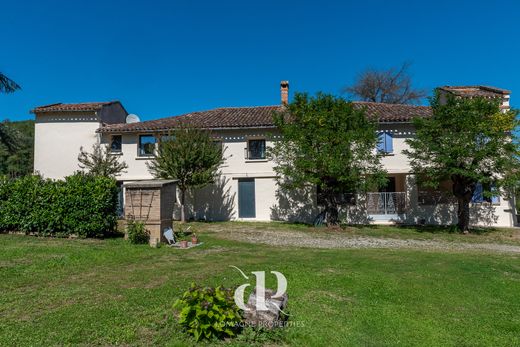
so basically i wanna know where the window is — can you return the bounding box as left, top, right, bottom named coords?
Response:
left=247, top=139, right=266, bottom=160
left=110, top=135, right=122, bottom=153
left=377, top=132, right=393, bottom=154
left=472, top=183, right=500, bottom=204
left=139, top=135, right=156, bottom=156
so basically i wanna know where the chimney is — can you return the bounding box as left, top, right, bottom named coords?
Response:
left=280, top=80, right=289, bottom=104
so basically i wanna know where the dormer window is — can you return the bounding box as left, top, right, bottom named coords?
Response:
left=110, top=135, right=122, bottom=153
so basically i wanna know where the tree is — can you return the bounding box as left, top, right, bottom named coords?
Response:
left=0, top=72, right=21, bottom=94
left=0, top=73, right=21, bottom=153
left=404, top=91, right=520, bottom=232
left=147, top=127, right=224, bottom=223
left=271, top=92, right=387, bottom=226
left=0, top=122, right=19, bottom=154
left=78, top=143, right=128, bottom=178
left=0, top=120, right=34, bottom=178
left=344, top=62, right=426, bottom=104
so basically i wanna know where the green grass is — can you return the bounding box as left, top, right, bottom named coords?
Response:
left=1, top=225, right=520, bottom=346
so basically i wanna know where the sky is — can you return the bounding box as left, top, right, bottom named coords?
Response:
left=1, top=0, right=519, bottom=122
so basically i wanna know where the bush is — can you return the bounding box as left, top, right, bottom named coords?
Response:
left=0, top=173, right=118, bottom=237
left=173, top=284, right=243, bottom=341
left=126, top=219, right=149, bottom=244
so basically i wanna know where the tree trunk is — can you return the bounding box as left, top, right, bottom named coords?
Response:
left=452, top=175, right=475, bottom=234
left=456, top=197, right=471, bottom=233
left=324, top=190, right=340, bottom=227
left=180, top=188, right=186, bottom=223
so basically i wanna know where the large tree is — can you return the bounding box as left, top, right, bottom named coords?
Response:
left=147, top=127, right=224, bottom=223
left=344, top=62, right=426, bottom=104
left=78, top=143, right=128, bottom=178
left=272, top=92, right=387, bottom=226
left=404, top=91, right=520, bottom=232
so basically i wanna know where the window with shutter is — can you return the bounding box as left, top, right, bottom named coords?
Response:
left=377, top=132, right=393, bottom=154
left=472, top=183, right=484, bottom=203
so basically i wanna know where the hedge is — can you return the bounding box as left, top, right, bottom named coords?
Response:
left=0, top=173, right=118, bottom=237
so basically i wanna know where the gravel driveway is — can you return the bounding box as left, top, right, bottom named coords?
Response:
left=208, top=227, right=520, bottom=254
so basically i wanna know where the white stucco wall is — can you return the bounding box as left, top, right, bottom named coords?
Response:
left=42, top=121, right=515, bottom=227
left=34, top=112, right=101, bottom=179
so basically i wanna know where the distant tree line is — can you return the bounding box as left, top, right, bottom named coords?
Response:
left=0, top=120, right=34, bottom=178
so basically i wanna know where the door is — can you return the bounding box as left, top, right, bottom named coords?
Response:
left=379, top=177, right=396, bottom=192
left=238, top=179, right=256, bottom=218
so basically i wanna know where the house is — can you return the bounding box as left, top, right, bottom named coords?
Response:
left=32, top=82, right=517, bottom=227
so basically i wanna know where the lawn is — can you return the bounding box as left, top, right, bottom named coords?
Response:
left=1, top=224, right=520, bottom=346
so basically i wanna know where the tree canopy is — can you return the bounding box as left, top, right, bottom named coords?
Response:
left=78, top=143, right=128, bottom=178
left=147, top=127, right=224, bottom=222
left=344, top=62, right=426, bottom=104
left=404, top=91, right=520, bottom=232
left=272, top=92, right=387, bottom=226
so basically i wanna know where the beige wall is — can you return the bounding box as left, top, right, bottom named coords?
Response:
left=34, top=112, right=101, bottom=179
left=39, top=120, right=516, bottom=227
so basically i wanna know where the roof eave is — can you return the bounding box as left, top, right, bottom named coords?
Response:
left=96, top=125, right=279, bottom=134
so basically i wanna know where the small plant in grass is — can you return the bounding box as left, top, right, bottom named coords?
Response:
left=126, top=218, right=149, bottom=244
left=173, top=284, right=242, bottom=341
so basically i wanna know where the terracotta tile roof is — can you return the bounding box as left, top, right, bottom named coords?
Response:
left=97, top=102, right=431, bottom=133
left=353, top=101, right=432, bottom=122
left=438, top=85, right=511, bottom=97
left=31, top=101, right=120, bottom=113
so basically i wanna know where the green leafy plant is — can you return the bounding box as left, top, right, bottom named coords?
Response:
left=173, top=284, right=243, bottom=341
left=126, top=218, right=149, bottom=244
left=0, top=173, right=118, bottom=237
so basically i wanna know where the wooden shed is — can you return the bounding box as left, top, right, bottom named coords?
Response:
left=123, top=180, right=177, bottom=245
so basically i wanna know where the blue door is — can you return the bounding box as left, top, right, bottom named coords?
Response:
left=238, top=179, right=256, bottom=218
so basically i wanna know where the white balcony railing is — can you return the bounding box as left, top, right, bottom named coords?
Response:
left=366, top=192, right=406, bottom=215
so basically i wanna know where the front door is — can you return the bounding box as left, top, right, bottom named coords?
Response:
left=238, top=179, right=256, bottom=218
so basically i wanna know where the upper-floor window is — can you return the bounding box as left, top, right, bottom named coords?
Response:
left=139, top=135, right=156, bottom=156
left=110, top=135, right=122, bottom=153
left=247, top=139, right=266, bottom=160
left=377, top=132, right=393, bottom=154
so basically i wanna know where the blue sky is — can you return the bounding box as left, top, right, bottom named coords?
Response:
left=1, top=0, right=518, bottom=121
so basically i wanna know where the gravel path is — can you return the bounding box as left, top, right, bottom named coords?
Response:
left=210, top=228, right=520, bottom=254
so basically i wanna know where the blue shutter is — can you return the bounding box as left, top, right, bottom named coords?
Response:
left=384, top=132, right=393, bottom=153
left=377, top=132, right=385, bottom=152
left=472, top=183, right=483, bottom=203
left=491, top=184, right=500, bottom=204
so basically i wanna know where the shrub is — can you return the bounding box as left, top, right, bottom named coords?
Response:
left=0, top=173, right=118, bottom=237
left=126, top=219, right=149, bottom=244
left=173, top=284, right=243, bottom=341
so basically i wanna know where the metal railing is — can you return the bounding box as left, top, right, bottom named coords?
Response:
left=366, top=192, right=406, bottom=215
